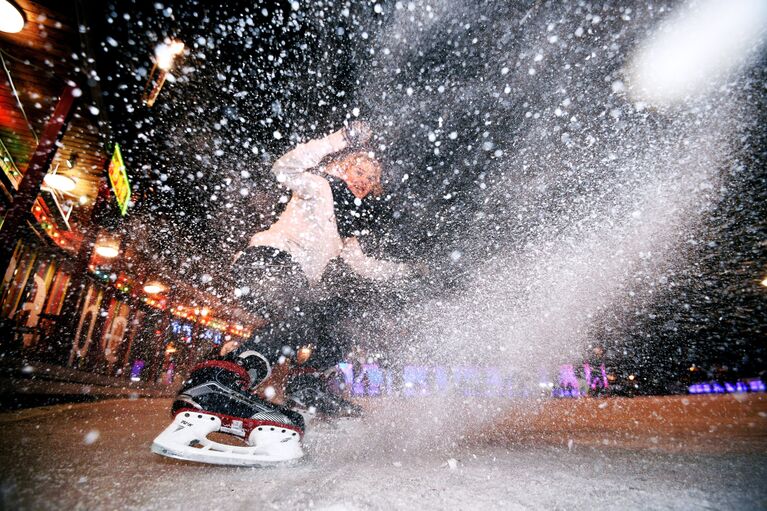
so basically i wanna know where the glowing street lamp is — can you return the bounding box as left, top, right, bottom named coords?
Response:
left=95, top=244, right=119, bottom=258
left=761, top=277, right=767, bottom=287
left=143, top=39, right=185, bottom=107
left=143, top=282, right=166, bottom=294
left=0, top=1, right=25, bottom=34
left=94, top=232, right=120, bottom=259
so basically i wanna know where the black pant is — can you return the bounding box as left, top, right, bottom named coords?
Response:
left=230, top=245, right=309, bottom=316
left=230, top=246, right=351, bottom=369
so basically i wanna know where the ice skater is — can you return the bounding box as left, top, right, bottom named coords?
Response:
left=152, top=122, right=414, bottom=466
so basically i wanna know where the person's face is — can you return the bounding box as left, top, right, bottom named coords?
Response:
left=342, top=157, right=381, bottom=199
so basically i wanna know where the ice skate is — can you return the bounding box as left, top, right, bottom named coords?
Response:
left=151, top=352, right=305, bottom=466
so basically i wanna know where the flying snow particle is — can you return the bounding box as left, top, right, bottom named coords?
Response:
left=201, top=274, right=212, bottom=284
left=447, top=458, right=459, bottom=470
left=450, top=250, right=462, bottom=262
left=264, top=386, right=276, bottom=399
left=406, top=87, right=414, bottom=96
left=448, top=131, right=458, bottom=140
left=374, top=3, right=382, bottom=14
left=352, top=107, right=360, bottom=117
left=83, top=430, right=100, bottom=445
left=273, top=130, right=282, bottom=139
left=88, top=105, right=99, bottom=115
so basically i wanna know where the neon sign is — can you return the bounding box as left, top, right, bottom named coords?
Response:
left=107, top=143, right=131, bottom=215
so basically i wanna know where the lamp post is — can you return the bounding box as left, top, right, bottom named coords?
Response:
left=142, top=39, right=185, bottom=107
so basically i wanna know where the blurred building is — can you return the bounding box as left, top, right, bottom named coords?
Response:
left=0, top=0, right=257, bottom=404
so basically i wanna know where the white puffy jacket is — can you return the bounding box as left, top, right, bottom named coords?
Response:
left=245, top=137, right=409, bottom=285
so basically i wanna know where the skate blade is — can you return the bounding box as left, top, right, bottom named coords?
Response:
left=151, top=411, right=304, bottom=467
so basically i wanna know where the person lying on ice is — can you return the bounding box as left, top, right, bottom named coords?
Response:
left=232, top=120, right=412, bottom=314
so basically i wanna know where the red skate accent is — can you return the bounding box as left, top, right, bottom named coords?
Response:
left=191, top=360, right=251, bottom=387
left=174, top=408, right=304, bottom=438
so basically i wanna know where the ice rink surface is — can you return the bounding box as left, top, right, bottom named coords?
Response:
left=1, top=394, right=765, bottom=510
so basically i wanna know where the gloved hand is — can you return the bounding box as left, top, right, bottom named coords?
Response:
left=343, top=120, right=372, bottom=147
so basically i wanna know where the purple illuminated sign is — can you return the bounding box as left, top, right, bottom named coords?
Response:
left=688, top=379, right=765, bottom=395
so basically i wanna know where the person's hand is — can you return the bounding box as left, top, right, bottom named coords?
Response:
left=343, top=121, right=372, bottom=147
